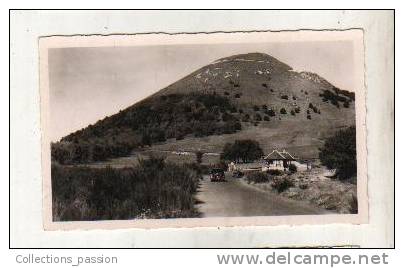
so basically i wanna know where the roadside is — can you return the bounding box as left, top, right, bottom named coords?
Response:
left=241, top=166, right=357, bottom=214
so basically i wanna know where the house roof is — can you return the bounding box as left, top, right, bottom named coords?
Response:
left=264, top=149, right=296, bottom=160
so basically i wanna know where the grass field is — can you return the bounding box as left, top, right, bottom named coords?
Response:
left=52, top=158, right=201, bottom=221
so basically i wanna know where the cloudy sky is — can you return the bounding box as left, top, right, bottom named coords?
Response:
left=49, top=41, right=354, bottom=141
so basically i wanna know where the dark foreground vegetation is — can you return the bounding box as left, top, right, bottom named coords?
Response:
left=319, top=126, right=356, bottom=179
left=51, top=158, right=200, bottom=221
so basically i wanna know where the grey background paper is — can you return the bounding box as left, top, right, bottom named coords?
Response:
left=10, top=10, right=394, bottom=248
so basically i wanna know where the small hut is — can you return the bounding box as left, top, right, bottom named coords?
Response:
left=263, top=149, right=296, bottom=169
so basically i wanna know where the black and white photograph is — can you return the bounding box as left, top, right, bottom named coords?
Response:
left=39, top=30, right=368, bottom=228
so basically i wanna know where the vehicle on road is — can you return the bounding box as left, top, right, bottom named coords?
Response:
left=210, top=168, right=225, bottom=182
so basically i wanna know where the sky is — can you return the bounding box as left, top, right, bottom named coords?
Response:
left=48, top=41, right=354, bottom=141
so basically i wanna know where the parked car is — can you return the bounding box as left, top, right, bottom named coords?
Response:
left=210, top=168, right=225, bottom=182
left=232, top=170, right=244, bottom=178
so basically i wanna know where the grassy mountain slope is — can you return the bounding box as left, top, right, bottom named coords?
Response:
left=52, top=53, right=355, bottom=164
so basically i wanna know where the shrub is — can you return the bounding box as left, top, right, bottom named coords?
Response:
left=253, top=105, right=260, bottom=111
left=247, top=172, right=270, bottom=184
left=224, top=91, right=230, bottom=96
left=270, top=88, right=274, bottom=92
left=262, top=83, right=268, bottom=88
left=263, top=116, right=270, bottom=121
left=267, top=169, right=283, bottom=176
left=255, top=113, right=262, bottom=121
left=295, top=107, right=301, bottom=113
left=292, top=96, right=297, bottom=100
left=307, top=115, right=312, bottom=120
left=319, top=126, right=356, bottom=179
left=239, top=109, right=244, bottom=113
left=271, top=177, right=294, bottom=193
left=234, top=93, right=241, bottom=98
left=281, top=95, right=288, bottom=100
left=280, top=108, right=287, bottom=114
left=265, top=109, right=276, bottom=117
left=290, top=110, right=296, bottom=116
left=262, top=104, right=268, bottom=110
left=288, top=163, right=297, bottom=173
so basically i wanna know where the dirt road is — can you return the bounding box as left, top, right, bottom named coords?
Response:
left=195, top=175, right=327, bottom=217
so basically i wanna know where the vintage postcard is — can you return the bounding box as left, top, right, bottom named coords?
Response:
left=40, top=30, right=367, bottom=230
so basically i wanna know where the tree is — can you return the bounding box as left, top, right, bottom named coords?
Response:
left=319, top=126, right=356, bottom=179
left=220, top=139, right=264, bottom=163
left=280, top=108, right=287, bottom=114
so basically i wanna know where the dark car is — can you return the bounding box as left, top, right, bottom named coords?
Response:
left=210, top=168, right=225, bottom=182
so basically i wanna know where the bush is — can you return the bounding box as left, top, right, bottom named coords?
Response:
left=221, top=139, right=264, bottom=163
left=281, top=95, right=288, bottom=100
left=224, top=91, right=230, bottom=96
left=295, top=107, right=301, bottom=113
left=263, top=116, right=270, bottom=121
left=319, top=88, right=354, bottom=108
left=255, top=113, right=262, bottom=121
left=280, top=108, right=287, bottom=114
left=247, top=172, right=270, bottom=184
left=242, top=114, right=250, bottom=122
left=234, top=93, right=241, bottom=98
left=307, top=115, right=312, bottom=120
left=265, top=109, right=276, bottom=117
left=290, top=110, right=296, bottom=116
left=271, top=177, right=294, bottom=193
left=262, top=83, right=268, bottom=88
left=288, top=163, right=297, bottom=173
left=267, top=169, right=283, bottom=176
left=253, top=105, right=260, bottom=111
left=319, top=126, right=356, bottom=179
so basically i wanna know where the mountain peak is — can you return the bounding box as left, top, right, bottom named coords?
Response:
left=211, top=52, right=292, bottom=71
